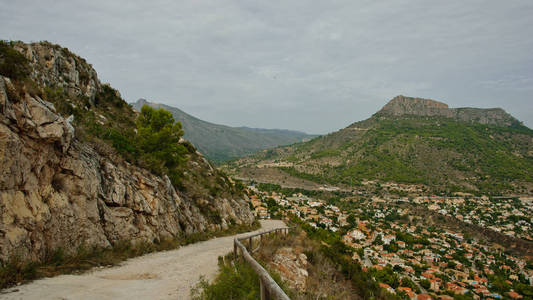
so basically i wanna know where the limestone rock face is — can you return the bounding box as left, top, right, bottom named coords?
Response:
left=269, top=247, right=308, bottom=291
left=0, top=76, right=254, bottom=262
left=377, top=95, right=519, bottom=127
left=13, top=42, right=100, bottom=101
left=379, top=95, right=452, bottom=117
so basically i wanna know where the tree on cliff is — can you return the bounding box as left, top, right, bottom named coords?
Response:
left=136, top=105, right=189, bottom=185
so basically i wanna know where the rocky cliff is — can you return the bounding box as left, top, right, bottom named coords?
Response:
left=12, top=41, right=100, bottom=102
left=269, top=247, right=308, bottom=291
left=377, top=95, right=519, bottom=127
left=0, top=41, right=254, bottom=262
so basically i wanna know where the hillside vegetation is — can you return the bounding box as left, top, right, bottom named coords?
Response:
left=132, top=99, right=315, bottom=163
left=0, top=40, right=255, bottom=282
left=230, top=96, right=533, bottom=195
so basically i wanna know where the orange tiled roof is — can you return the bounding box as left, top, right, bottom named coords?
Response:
left=417, top=294, right=432, bottom=300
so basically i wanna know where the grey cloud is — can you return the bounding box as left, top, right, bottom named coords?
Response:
left=1, top=0, right=532, bottom=133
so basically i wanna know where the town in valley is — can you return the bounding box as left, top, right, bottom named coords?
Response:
left=247, top=182, right=533, bottom=300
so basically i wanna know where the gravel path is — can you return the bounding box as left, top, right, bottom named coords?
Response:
left=0, top=220, right=286, bottom=300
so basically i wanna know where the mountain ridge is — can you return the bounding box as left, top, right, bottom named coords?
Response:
left=373, top=95, right=520, bottom=127
left=132, top=98, right=317, bottom=163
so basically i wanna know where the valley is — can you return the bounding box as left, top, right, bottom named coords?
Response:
left=214, top=96, right=533, bottom=299
left=2, top=1, right=533, bottom=299
left=1, top=40, right=531, bottom=300
left=244, top=182, right=533, bottom=299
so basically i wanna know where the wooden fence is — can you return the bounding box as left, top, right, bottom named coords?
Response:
left=234, top=227, right=291, bottom=300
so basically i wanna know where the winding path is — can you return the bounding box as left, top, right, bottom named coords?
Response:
left=1, top=220, right=285, bottom=300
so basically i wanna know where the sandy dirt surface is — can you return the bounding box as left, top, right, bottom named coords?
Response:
left=234, top=167, right=353, bottom=193
left=235, top=167, right=324, bottom=190
left=0, top=220, right=286, bottom=300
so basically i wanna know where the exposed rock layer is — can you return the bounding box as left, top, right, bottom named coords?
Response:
left=269, top=247, right=308, bottom=291
left=377, top=95, right=519, bottom=127
left=13, top=42, right=100, bottom=101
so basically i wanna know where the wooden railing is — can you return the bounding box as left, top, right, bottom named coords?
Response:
left=234, top=227, right=291, bottom=300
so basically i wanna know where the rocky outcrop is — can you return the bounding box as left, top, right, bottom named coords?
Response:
left=12, top=41, right=100, bottom=101
left=0, top=73, right=253, bottom=261
left=377, top=95, right=519, bottom=127
left=378, top=95, right=452, bottom=117
left=453, top=107, right=517, bottom=127
left=268, top=247, right=308, bottom=291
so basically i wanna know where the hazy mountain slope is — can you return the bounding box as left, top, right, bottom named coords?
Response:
left=230, top=96, right=533, bottom=194
left=132, top=99, right=315, bottom=163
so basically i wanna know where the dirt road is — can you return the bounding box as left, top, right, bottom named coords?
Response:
left=1, top=220, right=286, bottom=300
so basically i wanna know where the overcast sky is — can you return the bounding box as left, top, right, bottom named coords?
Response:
left=1, top=0, right=532, bottom=134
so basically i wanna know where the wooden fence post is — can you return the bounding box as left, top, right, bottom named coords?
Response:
left=260, top=279, right=266, bottom=300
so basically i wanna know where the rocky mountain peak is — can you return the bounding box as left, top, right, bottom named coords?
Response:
left=135, top=98, right=150, bottom=106
left=378, top=95, right=451, bottom=117
left=12, top=41, right=101, bottom=102
left=375, top=95, right=519, bottom=127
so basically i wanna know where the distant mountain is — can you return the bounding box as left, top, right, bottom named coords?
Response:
left=131, top=99, right=316, bottom=163
left=376, top=95, right=520, bottom=127
left=229, top=96, right=533, bottom=195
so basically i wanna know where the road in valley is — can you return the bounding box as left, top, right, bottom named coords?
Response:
left=0, top=220, right=285, bottom=300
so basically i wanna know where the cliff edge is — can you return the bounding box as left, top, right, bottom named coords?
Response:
left=376, top=95, right=519, bottom=127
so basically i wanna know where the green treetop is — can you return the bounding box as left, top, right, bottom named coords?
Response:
left=136, top=105, right=189, bottom=184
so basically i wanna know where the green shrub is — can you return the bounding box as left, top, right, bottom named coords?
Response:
left=191, top=255, right=260, bottom=300
left=420, top=279, right=430, bottom=290
left=136, top=105, right=189, bottom=185
left=95, top=84, right=124, bottom=107
left=0, top=40, right=30, bottom=80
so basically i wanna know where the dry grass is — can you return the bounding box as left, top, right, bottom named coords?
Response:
left=255, top=228, right=358, bottom=300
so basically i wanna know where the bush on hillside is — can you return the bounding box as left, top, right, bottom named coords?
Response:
left=190, top=254, right=260, bottom=300
left=0, top=40, right=30, bottom=80
left=136, top=105, right=189, bottom=185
